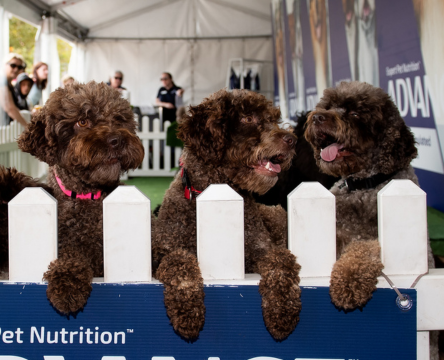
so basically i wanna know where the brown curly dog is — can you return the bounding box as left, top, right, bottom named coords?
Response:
left=152, top=89, right=301, bottom=340
left=10, top=81, right=144, bottom=314
left=304, top=81, right=434, bottom=310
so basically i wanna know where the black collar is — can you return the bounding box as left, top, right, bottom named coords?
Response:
left=339, top=171, right=398, bottom=192
left=181, top=167, right=202, bottom=201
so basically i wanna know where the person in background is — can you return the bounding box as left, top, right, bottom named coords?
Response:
left=28, top=61, right=48, bottom=108
left=0, top=53, right=28, bottom=127
left=107, top=70, right=126, bottom=92
left=14, top=72, right=34, bottom=110
left=61, top=74, right=75, bottom=88
left=155, top=72, right=184, bottom=123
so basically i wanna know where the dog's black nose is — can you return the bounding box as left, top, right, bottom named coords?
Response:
left=108, top=136, right=121, bottom=149
left=282, top=134, right=296, bottom=147
left=312, top=114, right=326, bottom=124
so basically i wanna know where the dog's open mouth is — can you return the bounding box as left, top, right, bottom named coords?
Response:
left=318, top=133, right=353, bottom=162
left=253, top=154, right=286, bottom=176
left=107, top=155, right=120, bottom=165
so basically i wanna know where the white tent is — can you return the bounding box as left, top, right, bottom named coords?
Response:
left=1, top=0, right=273, bottom=106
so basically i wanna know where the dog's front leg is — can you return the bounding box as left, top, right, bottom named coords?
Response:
left=257, top=248, right=302, bottom=340
left=257, top=203, right=288, bottom=248
left=156, top=248, right=205, bottom=340
left=330, top=239, right=383, bottom=309
left=44, top=250, right=94, bottom=315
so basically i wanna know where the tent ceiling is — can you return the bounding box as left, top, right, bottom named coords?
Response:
left=21, top=0, right=272, bottom=41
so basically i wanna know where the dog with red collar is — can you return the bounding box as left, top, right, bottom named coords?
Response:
left=152, top=89, right=301, bottom=341
left=0, top=81, right=144, bottom=315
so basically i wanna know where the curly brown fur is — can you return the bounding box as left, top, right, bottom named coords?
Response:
left=304, top=81, right=432, bottom=310
left=0, top=166, right=52, bottom=278
left=153, top=89, right=301, bottom=340
left=13, top=81, right=144, bottom=314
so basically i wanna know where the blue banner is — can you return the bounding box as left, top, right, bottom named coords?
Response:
left=0, top=283, right=416, bottom=360
left=273, top=0, right=444, bottom=211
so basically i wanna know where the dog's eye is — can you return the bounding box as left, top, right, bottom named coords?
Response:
left=77, top=119, right=88, bottom=127
left=349, top=112, right=359, bottom=118
left=241, top=116, right=254, bottom=124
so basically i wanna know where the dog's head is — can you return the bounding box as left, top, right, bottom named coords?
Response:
left=357, top=0, right=375, bottom=26
left=305, top=81, right=417, bottom=178
left=18, top=81, right=144, bottom=187
left=178, top=89, right=297, bottom=195
left=309, top=0, right=327, bottom=42
left=342, top=0, right=356, bottom=27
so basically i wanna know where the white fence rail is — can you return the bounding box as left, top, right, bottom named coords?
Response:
left=4, top=180, right=444, bottom=358
left=0, top=111, right=47, bottom=179
left=129, top=115, right=182, bottom=177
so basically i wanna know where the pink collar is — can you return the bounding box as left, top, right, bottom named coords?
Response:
left=55, top=174, right=102, bottom=200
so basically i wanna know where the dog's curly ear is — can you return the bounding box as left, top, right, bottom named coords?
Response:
left=378, top=100, right=418, bottom=173
left=178, top=100, right=228, bottom=162
left=17, top=108, right=58, bottom=166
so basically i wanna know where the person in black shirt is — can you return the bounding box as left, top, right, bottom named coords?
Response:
left=155, top=72, right=184, bottom=123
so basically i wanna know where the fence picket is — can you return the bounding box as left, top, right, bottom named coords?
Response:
left=288, top=182, right=336, bottom=278
left=8, top=188, right=58, bottom=282
left=164, top=120, right=171, bottom=172
left=197, top=184, right=244, bottom=280
left=141, top=116, right=149, bottom=171
left=153, top=119, right=160, bottom=171
left=378, top=180, right=428, bottom=275
left=103, top=186, right=151, bottom=282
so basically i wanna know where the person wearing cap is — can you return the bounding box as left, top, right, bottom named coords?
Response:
left=14, top=72, right=34, bottom=111
left=0, top=53, right=29, bottom=127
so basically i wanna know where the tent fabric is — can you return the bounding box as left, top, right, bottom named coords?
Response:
left=4, top=0, right=273, bottom=107
left=82, top=37, right=272, bottom=106
left=45, top=0, right=272, bottom=39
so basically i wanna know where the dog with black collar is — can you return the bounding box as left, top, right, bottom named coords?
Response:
left=305, top=81, right=434, bottom=310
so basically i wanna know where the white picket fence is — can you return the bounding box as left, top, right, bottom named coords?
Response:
left=4, top=180, right=443, bottom=358
left=128, top=115, right=182, bottom=177
left=0, top=111, right=47, bottom=179
left=0, top=113, right=180, bottom=179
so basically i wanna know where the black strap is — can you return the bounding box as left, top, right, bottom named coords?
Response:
left=70, top=190, right=96, bottom=201
left=182, top=167, right=191, bottom=190
left=343, top=171, right=398, bottom=191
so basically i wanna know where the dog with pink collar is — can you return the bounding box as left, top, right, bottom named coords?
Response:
left=1, top=81, right=144, bottom=315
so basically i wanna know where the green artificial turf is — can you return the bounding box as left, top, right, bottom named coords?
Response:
left=123, top=177, right=173, bottom=211
left=428, top=206, right=444, bottom=256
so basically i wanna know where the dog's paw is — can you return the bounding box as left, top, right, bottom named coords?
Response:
left=156, top=249, right=205, bottom=340
left=164, top=285, right=206, bottom=340
left=258, top=248, right=302, bottom=340
left=44, top=257, right=94, bottom=314
left=330, top=243, right=383, bottom=309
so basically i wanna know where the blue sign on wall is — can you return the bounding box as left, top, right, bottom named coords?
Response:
left=0, top=283, right=416, bottom=360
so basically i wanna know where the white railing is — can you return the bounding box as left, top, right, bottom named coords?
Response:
left=0, top=111, right=47, bottom=179
left=5, top=180, right=443, bottom=358
left=129, top=115, right=182, bottom=177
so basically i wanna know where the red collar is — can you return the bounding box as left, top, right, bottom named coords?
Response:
left=55, top=173, right=102, bottom=200
left=180, top=162, right=202, bottom=201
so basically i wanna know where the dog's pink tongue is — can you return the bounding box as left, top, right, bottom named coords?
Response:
left=321, top=143, right=343, bottom=162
